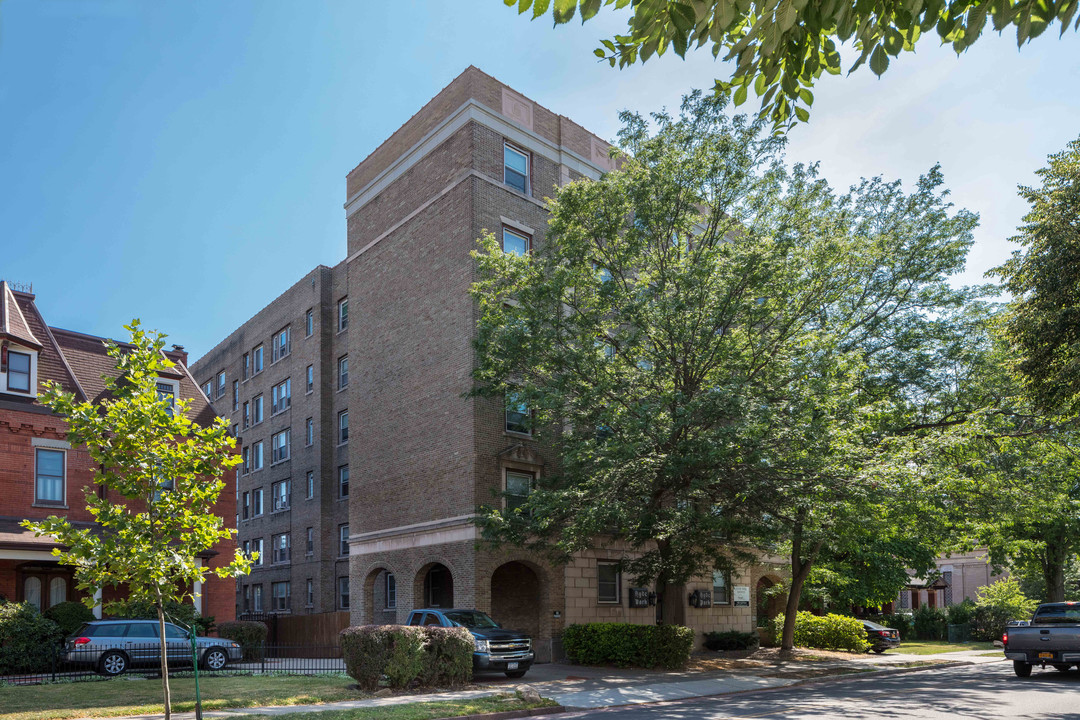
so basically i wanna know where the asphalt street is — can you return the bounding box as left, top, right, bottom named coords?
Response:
left=558, top=661, right=1080, bottom=720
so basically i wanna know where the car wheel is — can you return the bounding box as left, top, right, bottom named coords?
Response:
left=1053, top=663, right=1072, bottom=672
left=1013, top=660, right=1033, bottom=678
left=99, top=650, right=129, bottom=677
left=505, top=670, right=527, bottom=679
left=202, top=647, right=229, bottom=671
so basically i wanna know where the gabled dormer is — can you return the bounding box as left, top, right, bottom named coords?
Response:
left=0, top=281, right=43, bottom=398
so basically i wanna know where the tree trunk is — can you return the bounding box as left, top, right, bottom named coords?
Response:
left=779, top=520, right=823, bottom=654
left=1043, top=539, right=1067, bottom=603
left=155, top=590, right=172, bottom=720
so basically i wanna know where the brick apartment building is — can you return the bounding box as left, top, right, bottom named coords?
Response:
left=0, top=281, right=236, bottom=622
left=192, top=265, right=352, bottom=618
left=194, top=68, right=781, bottom=659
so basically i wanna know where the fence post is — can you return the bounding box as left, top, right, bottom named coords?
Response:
left=51, top=642, right=57, bottom=682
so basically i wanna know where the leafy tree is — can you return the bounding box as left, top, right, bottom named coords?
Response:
left=23, top=322, right=249, bottom=720
left=991, top=136, right=1080, bottom=412
left=507, top=0, right=1079, bottom=127
left=470, top=90, right=976, bottom=649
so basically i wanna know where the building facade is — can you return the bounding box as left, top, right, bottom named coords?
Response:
left=0, top=281, right=235, bottom=622
left=193, top=68, right=777, bottom=658
left=191, top=264, right=352, bottom=617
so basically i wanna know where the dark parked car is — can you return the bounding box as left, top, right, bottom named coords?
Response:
left=62, top=619, right=242, bottom=676
left=406, top=609, right=533, bottom=678
left=862, top=620, right=901, bottom=654
left=1004, top=602, right=1080, bottom=677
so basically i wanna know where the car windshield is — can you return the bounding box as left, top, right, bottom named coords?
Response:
left=443, top=611, right=500, bottom=629
left=1034, top=604, right=1080, bottom=623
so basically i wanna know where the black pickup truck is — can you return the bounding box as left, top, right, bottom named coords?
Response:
left=406, top=608, right=534, bottom=678
left=1003, top=602, right=1080, bottom=677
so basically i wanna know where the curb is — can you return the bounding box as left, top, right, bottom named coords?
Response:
left=433, top=706, right=567, bottom=720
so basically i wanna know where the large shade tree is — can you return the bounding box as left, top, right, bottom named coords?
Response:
left=24, top=323, right=250, bottom=720
left=470, top=91, right=978, bottom=648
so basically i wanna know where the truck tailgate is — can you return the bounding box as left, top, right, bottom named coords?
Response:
left=1008, top=627, right=1080, bottom=656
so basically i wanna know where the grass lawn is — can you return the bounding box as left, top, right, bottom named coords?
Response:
left=229, top=696, right=559, bottom=720
left=886, top=641, right=997, bottom=655
left=0, top=674, right=361, bottom=720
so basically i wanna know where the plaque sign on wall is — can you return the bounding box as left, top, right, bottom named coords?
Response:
left=733, top=585, right=751, bottom=607
left=628, top=587, right=651, bottom=609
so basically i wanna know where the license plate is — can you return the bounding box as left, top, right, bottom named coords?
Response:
left=1039, top=652, right=1054, bottom=659
left=507, top=662, right=519, bottom=670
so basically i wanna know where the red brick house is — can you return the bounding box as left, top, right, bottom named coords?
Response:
left=0, top=281, right=236, bottom=623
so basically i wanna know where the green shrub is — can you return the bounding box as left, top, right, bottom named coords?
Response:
left=703, top=630, right=759, bottom=652
left=217, top=621, right=268, bottom=661
left=772, top=611, right=869, bottom=652
left=108, top=599, right=214, bottom=635
left=339, top=625, right=474, bottom=691
left=946, top=598, right=977, bottom=626
left=43, top=601, right=95, bottom=637
left=0, top=602, right=63, bottom=674
left=877, top=613, right=914, bottom=640
left=913, top=605, right=948, bottom=640
left=971, top=578, right=1038, bottom=642
left=561, top=623, right=694, bottom=670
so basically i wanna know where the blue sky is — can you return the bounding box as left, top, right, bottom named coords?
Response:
left=1, top=1, right=1077, bottom=360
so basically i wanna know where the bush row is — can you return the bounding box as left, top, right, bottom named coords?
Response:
left=771, top=611, right=870, bottom=652
left=339, top=625, right=473, bottom=691
left=562, top=623, right=694, bottom=669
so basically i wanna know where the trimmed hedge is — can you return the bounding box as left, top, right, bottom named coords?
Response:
left=340, top=625, right=473, bottom=691
left=561, top=623, right=694, bottom=669
left=218, top=620, right=268, bottom=661
left=0, top=602, right=63, bottom=674
left=913, top=605, right=947, bottom=641
left=773, top=611, right=870, bottom=652
left=43, top=601, right=95, bottom=637
left=703, top=629, right=759, bottom=652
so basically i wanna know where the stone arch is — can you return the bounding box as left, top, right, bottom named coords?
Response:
left=482, top=556, right=556, bottom=663
left=414, top=560, right=456, bottom=609
left=755, top=574, right=784, bottom=627
left=361, top=564, right=400, bottom=625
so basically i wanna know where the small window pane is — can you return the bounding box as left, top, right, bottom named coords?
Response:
left=598, top=562, right=620, bottom=603
left=504, top=144, right=528, bottom=194
left=35, top=449, right=64, bottom=503
left=502, top=228, right=529, bottom=257
left=7, top=351, right=31, bottom=392
left=505, top=471, right=532, bottom=512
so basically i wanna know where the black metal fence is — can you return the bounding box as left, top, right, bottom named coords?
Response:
left=1, top=643, right=345, bottom=686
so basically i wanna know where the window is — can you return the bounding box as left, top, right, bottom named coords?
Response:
left=242, top=352, right=250, bottom=381
left=338, top=356, right=348, bottom=389
left=231, top=423, right=238, bottom=437
left=252, top=441, right=264, bottom=470
left=338, top=465, right=349, bottom=499
left=712, top=570, right=730, bottom=605
left=306, top=470, right=314, bottom=499
left=35, top=448, right=65, bottom=505
left=503, top=142, right=529, bottom=194
left=501, top=227, right=530, bottom=256
left=253, top=395, right=264, bottom=424
left=271, top=378, right=291, bottom=414
left=305, top=417, right=314, bottom=446
left=272, top=326, right=291, bottom=363
left=339, top=524, right=349, bottom=556
left=6, top=350, right=32, bottom=393
left=242, top=491, right=250, bottom=520
left=305, top=309, right=314, bottom=337
left=338, top=298, right=348, bottom=331
left=271, top=581, right=290, bottom=611
left=252, top=584, right=264, bottom=612
left=202, top=380, right=213, bottom=398
left=272, top=479, right=290, bottom=511
left=242, top=446, right=250, bottom=474
left=504, top=470, right=532, bottom=513
left=253, top=345, right=264, bottom=375
left=243, top=585, right=251, bottom=612
left=242, top=540, right=250, bottom=557
left=271, top=429, right=290, bottom=463
left=306, top=527, right=314, bottom=554
left=272, top=533, right=290, bottom=564
left=386, top=573, right=397, bottom=610
left=306, top=365, right=313, bottom=393
left=505, top=393, right=530, bottom=435
left=338, top=410, right=349, bottom=444
left=338, top=576, right=350, bottom=609
left=251, top=538, right=264, bottom=566
left=216, top=371, right=226, bottom=398
left=597, top=562, right=621, bottom=603
left=156, top=382, right=176, bottom=415
left=306, top=579, right=314, bottom=607
left=252, top=487, right=263, bottom=516
left=232, top=380, right=239, bottom=412
left=243, top=401, right=250, bottom=429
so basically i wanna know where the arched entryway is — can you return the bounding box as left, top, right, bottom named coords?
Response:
left=756, top=576, right=784, bottom=627
left=490, top=561, right=541, bottom=645
left=417, top=563, right=454, bottom=608
left=362, top=566, right=398, bottom=625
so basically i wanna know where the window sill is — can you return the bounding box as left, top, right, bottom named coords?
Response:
left=504, top=430, right=533, bottom=439
left=597, top=600, right=621, bottom=605
left=270, top=508, right=291, bottom=515
left=270, top=459, right=291, bottom=468
left=336, top=441, right=348, bottom=448
left=337, top=386, right=348, bottom=393
left=33, top=502, right=68, bottom=509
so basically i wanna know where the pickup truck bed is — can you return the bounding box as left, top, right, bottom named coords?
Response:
left=1003, top=602, right=1080, bottom=677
